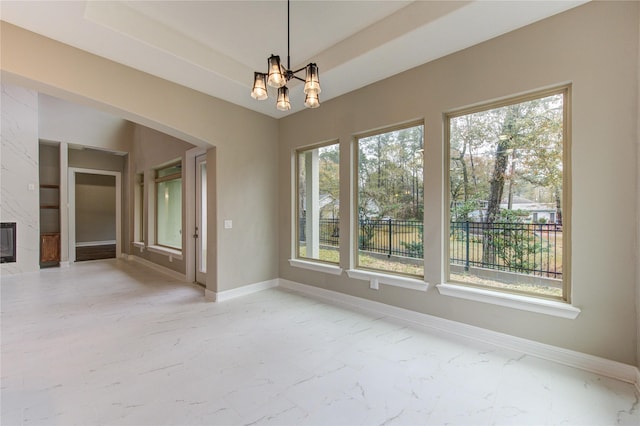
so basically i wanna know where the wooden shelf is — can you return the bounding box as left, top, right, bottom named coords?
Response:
left=41, top=205, right=60, bottom=209
left=40, top=184, right=60, bottom=189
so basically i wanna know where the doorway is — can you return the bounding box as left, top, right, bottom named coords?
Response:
left=68, top=168, right=121, bottom=263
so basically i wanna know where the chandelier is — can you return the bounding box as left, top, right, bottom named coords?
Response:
left=250, top=0, right=321, bottom=111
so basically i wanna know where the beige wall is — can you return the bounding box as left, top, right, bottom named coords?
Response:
left=1, top=20, right=280, bottom=292
left=637, top=2, right=640, bottom=369
left=279, top=2, right=639, bottom=365
left=39, top=94, right=133, bottom=153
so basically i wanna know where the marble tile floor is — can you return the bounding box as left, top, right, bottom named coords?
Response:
left=1, top=259, right=638, bottom=426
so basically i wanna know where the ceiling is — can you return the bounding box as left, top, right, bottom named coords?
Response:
left=1, top=1, right=587, bottom=118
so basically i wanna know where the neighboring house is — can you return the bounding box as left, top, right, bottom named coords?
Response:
left=461, top=196, right=557, bottom=223
left=319, top=194, right=339, bottom=219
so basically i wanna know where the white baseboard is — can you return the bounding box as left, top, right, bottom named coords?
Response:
left=127, top=255, right=187, bottom=282
left=205, top=279, right=279, bottom=302
left=76, top=240, right=116, bottom=247
left=278, top=279, right=640, bottom=388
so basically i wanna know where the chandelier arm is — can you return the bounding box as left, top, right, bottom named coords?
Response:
left=291, top=76, right=306, bottom=83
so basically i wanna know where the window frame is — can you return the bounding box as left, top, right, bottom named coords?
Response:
left=154, top=161, right=183, bottom=251
left=353, top=120, right=425, bottom=279
left=294, top=139, right=341, bottom=266
left=443, top=85, right=572, bottom=303
left=134, top=172, right=144, bottom=243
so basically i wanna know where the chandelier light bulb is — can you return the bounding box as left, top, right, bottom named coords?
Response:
left=251, top=72, right=268, bottom=100
left=267, top=55, right=285, bottom=88
left=276, top=86, right=291, bottom=111
left=304, top=91, right=320, bottom=108
left=303, top=63, right=321, bottom=94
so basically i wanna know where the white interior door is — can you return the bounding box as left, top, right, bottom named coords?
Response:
left=195, top=154, right=207, bottom=284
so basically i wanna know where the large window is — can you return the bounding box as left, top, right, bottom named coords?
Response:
left=155, top=163, right=182, bottom=250
left=356, top=123, right=424, bottom=277
left=296, top=141, right=340, bottom=263
left=446, top=87, right=569, bottom=300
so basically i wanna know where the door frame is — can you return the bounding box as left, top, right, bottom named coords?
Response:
left=184, top=147, right=207, bottom=283
left=195, top=153, right=207, bottom=284
left=68, top=167, right=121, bottom=263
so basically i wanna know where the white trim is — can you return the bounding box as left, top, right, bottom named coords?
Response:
left=436, top=282, right=581, bottom=319
left=205, top=279, right=278, bottom=302
left=635, top=368, right=640, bottom=395
left=184, top=147, right=207, bottom=284
left=278, top=279, right=638, bottom=386
left=289, top=258, right=343, bottom=275
left=127, top=254, right=186, bottom=282
left=68, top=167, right=121, bottom=263
left=75, top=240, right=116, bottom=247
left=146, top=245, right=183, bottom=260
left=346, top=269, right=429, bottom=291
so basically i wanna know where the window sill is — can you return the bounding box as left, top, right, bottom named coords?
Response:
left=147, top=245, right=183, bottom=261
left=436, top=283, right=581, bottom=319
left=132, top=241, right=145, bottom=253
left=289, top=258, right=343, bottom=275
left=346, top=269, right=429, bottom=292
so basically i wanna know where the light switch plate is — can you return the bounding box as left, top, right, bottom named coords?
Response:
left=224, top=220, right=233, bottom=229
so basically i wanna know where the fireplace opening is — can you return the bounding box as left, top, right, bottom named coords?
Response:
left=1, top=222, right=17, bottom=263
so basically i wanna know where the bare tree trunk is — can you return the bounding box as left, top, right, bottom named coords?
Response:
left=554, top=186, right=562, bottom=226
left=485, top=138, right=510, bottom=223
left=483, top=107, right=517, bottom=265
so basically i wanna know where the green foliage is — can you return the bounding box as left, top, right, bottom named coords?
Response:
left=450, top=200, right=480, bottom=222
left=484, top=209, right=548, bottom=273
left=358, top=218, right=376, bottom=250
left=449, top=92, right=564, bottom=222
left=401, top=223, right=423, bottom=258
left=358, top=125, right=424, bottom=221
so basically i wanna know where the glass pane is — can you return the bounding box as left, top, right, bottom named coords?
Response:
left=297, top=142, right=340, bottom=263
left=448, top=92, right=564, bottom=298
left=136, top=173, right=144, bottom=242
left=357, top=124, right=424, bottom=277
left=199, top=163, right=207, bottom=273
left=157, top=178, right=182, bottom=249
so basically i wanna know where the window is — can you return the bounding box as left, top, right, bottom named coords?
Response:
left=355, top=122, right=424, bottom=277
left=296, top=141, right=340, bottom=263
left=134, top=173, right=144, bottom=243
left=446, top=87, right=569, bottom=300
left=155, top=162, right=182, bottom=250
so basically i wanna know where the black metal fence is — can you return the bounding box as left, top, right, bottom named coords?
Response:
left=299, top=218, right=562, bottom=278
left=450, top=221, right=562, bottom=279
left=358, top=218, right=422, bottom=258
left=299, top=217, right=340, bottom=247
